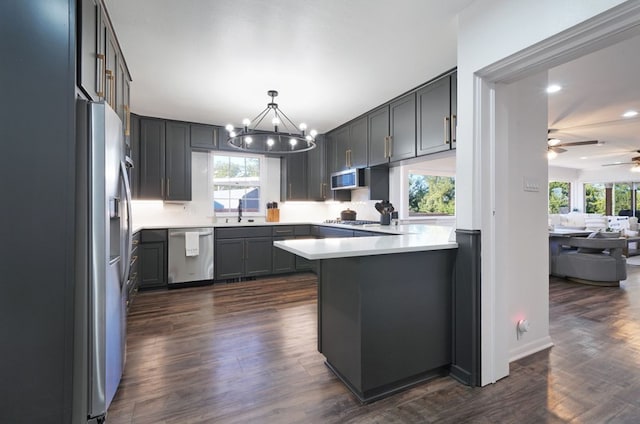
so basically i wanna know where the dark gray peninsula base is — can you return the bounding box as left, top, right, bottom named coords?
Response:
left=318, top=249, right=457, bottom=402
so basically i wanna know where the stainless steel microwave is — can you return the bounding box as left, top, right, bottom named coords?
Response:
left=330, top=168, right=366, bottom=190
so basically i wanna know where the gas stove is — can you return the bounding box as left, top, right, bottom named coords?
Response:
left=323, top=219, right=379, bottom=226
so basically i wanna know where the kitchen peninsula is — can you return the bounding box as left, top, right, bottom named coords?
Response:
left=274, top=225, right=457, bottom=402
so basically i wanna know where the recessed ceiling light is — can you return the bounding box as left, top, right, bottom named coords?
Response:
left=623, top=110, right=638, bottom=118
left=580, top=156, right=587, bottom=160
left=546, top=84, right=562, bottom=94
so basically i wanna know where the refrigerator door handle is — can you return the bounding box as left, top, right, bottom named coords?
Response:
left=120, top=161, right=133, bottom=284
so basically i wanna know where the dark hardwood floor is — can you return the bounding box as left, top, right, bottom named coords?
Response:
left=108, top=267, right=640, bottom=423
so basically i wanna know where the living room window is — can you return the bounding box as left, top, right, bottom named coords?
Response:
left=584, top=183, right=605, bottom=214
left=408, top=173, right=455, bottom=216
left=210, top=152, right=263, bottom=215
left=548, top=181, right=571, bottom=213
left=614, top=183, right=632, bottom=214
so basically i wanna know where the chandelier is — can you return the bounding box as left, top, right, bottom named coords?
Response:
left=225, top=90, right=317, bottom=154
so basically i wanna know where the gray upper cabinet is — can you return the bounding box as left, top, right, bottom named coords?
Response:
left=451, top=71, right=457, bottom=149
left=417, top=72, right=456, bottom=156
left=368, top=105, right=390, bottom=166
left=138, top=118, right=166, bottom=199
left=78, top=0, right=100, bottom=101
left=281, top=154, right=308, bottom=201
left=334, top=117, right=368, bottom=170
left=165, top=121, right=192, bottom=201
left=389, top=92, right=416, bottom=162
left=137, top=118, right=191, bottom=201
left=307, top=135, right=327, bottom=201
left=190, top=123, right=219, bottom=150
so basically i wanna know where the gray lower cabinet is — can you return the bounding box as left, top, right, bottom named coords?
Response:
left=215, top=227, right=273, bottom=280
left=312, top=225, right=355, bottom=238
left=139, top=230, right=167, bottom=290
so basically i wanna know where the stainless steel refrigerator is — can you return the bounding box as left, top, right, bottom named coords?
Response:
left=73, top=100, right=132, bottom=423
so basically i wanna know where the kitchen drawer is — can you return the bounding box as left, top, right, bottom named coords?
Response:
left=132, top=231, right=141, bottom=246
left=272, top=226, right=295, bottom=237
left=294, top=225, right=311, bottom=236
left=215, top=226, right=272, bottom=239
left=141, top=229, right=167, bottom=243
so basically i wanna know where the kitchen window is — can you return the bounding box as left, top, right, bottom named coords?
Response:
left=211, top=152, right=263, bottom=215
left=408, top=173, right=455, bottom=217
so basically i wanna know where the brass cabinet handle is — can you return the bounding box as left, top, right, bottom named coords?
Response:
left=451, top=114, right=457, bottom=144
left=289, top=183, right=292, bottom=199
left=105, top=69, right=114, bottom=106
left=345, top=150, right=349, bottom=168
left=388, top=136, right=393, bottom=158
left=96, top=54, right=105, bottom=98
left=321, top=182, right=325, bottom=199
left=124, top=105, right=130, bottom=136
left=444, top=117, right=450, bottom=145
left=132, top=239, right=139, bottom=245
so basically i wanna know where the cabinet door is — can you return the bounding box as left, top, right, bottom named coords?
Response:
left=165, top=121, right=192, bottom=201
left=78, top=0, right=100, bottom=100
left=190, top=124, right=219, bottom=150
left=294, top=235, right=314, bottom=271
left=272, top=236, right=296, bottom=274
left=307, top=135, right=326, bottom=200
left=281, top=155, right=308, bottom=201
left=215, top=239, right=244, bottom=279
left=104, top=28, right=118, bottom=110
left=349, top=116, right=368, bottom=168
left=450, top=72, right=457, bottom=149
left=139, top=242, right=166, bottom=289
left=389, top=93, right=416, bottom=162
left=118, top=60, right=131, bottom=144
left=368, top=106, right=390, bottom=166
left=130, top=113, right=140, bottom=198
left=334, top=126, right=350, bottom=171
left=245, top=238, right=273, bottom=277
left=138, top=118, right=166, bottom=199
left=416, top=75, right=451, bottom=156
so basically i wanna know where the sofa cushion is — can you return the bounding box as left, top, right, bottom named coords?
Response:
left=577, top=231, right=621, bottom=253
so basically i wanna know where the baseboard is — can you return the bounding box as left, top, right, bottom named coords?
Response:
left=509, top=335, right=554, bottom=362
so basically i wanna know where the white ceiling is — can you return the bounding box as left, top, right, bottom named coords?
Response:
left=547, top=33, right=640, bottom=171
left=105, top=0, right=473, bottom=133
left=104, top=0, right=640, bottom=171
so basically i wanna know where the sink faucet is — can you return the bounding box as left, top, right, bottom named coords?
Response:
left=238, top=199, right=243, bottom=223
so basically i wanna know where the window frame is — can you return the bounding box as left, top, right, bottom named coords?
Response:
left=210, top=151, right=265, bottom=217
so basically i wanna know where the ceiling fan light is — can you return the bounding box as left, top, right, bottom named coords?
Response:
left=631, top=164, right=640, bottom=172
left=547, top=150, right=558, bottom=160
left=548, top=138, right=561, bottom=146
left=623, top=110, right=638, bottom=118
left=546, top=84, right=562, bottom=94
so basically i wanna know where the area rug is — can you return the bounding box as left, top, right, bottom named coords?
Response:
left=626, top=256, right=640, bottom=266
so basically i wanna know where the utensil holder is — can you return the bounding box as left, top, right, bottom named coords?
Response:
left=380, top=214, right=391, bottom=225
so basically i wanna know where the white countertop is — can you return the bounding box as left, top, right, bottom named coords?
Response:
left=274, top=224, right=457, bottom=260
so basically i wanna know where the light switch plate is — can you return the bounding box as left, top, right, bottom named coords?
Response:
left=523, top=177, right=540, bottom=192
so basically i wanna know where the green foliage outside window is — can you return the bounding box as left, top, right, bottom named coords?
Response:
left=614, top=183, right=632, bottom=213
left=584, top=183, right=605, bottom=214
left=548, top=181, right=570, bottom=213
left=408, top=174, right=455, bottom=216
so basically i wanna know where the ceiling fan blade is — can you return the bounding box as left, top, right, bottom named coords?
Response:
left=555, top=140, right=599, bottom=147
left=601, top=161, right=635, bottom=167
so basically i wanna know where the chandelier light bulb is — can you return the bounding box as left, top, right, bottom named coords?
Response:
left=272, top=117, right=280, bottom=126
left=289, top=138, right=297, bottom=146
left=245, top=136, right=253, bottom=145
left=310, top=129, right=318, bottom=137
left=267, top=138, right=275, bottom=147
left=229, top=131, right=236, bottom=138
left=299, top=123, right=307, bottom=131
left=305, top=135, right=313, bottom=141
left=242, top=118, right=251, bottom=126
left=225, top=124, right=234, bottom=132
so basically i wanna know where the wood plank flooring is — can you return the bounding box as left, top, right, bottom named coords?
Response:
left=108, top=268, right=640, bottom=423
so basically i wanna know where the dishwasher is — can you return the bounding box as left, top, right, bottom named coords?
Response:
left=168, top=228, right=214, bottom=284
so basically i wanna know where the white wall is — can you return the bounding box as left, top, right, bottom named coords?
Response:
left=456, top=0, right=627, bottom=385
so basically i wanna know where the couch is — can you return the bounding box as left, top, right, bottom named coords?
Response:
left=551, top=232, right=627, bottom=286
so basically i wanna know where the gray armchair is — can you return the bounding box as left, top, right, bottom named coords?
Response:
left=551, top=235, right=627, bottom=286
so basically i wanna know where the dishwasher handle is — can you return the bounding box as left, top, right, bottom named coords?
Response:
left=169, top=230, right=213, bottom=237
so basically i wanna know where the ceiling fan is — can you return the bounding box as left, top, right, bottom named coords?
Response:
left=547, top=129, right=600, bottom=158
left=547, top=129, right=600, bottom=154
left=602, top=153, right=640, bottom=172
